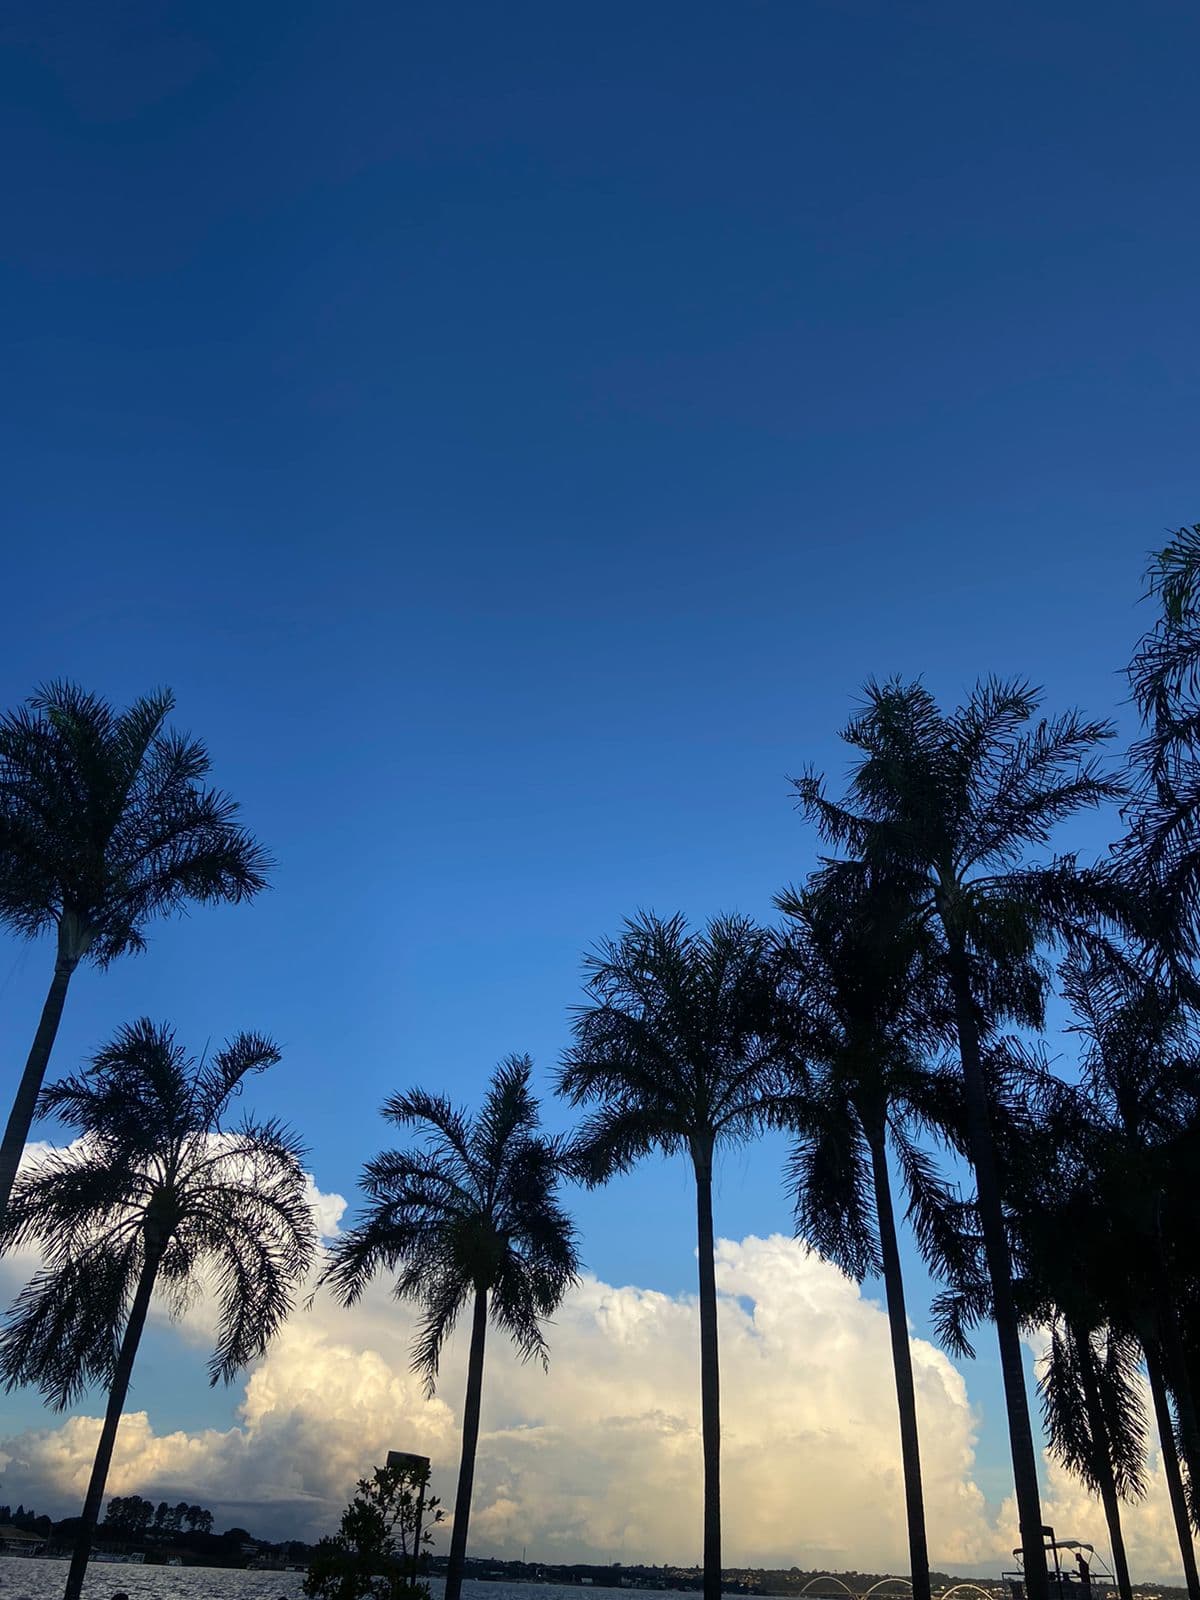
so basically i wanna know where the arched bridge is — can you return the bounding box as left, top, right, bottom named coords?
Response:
left=797, top=1579, right=914, bottom=1599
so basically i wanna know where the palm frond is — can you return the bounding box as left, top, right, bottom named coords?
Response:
left=0, top=1249, right=135, bottom=1408
left=787, top=1092, right=878, bottom=1282
left=931, top=1280, right=991, bottom=1361
left=193, top=1033, right=283, bottom=1127
left=1124, top=525, right=1200, bottom=946
left=410, top=1270, right=472, bottom=1395
left=1039, top=1319, right=1149, bottom=1504
left=890, top=1125, right=979, bottom=1285
left=563, top=1103, right=675, bottom=1184
left=381, top=1089, right=476, bottom=1185
left=472, top=1055, right=539, bottom=1183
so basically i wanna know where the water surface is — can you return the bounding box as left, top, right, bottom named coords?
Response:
left=0, top=1561, right=629, bottom=1600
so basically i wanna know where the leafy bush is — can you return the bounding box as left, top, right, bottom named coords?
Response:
left=304, top=1462, right=442, bottom=1600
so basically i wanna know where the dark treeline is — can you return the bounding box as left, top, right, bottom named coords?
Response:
left=4, top=526, right=1200, bottom=1600
left=0, top=1496, right=269, bottom=1561
left=102, top=1495, right=214, bottom=1536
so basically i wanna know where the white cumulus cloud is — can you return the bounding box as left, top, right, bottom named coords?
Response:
left=2, top=1231, right=994, bottom=1570
left=0, top=1217, right=1189, bottom=1584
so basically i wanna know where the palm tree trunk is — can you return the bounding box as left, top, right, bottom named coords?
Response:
left=693, top=1142, right=722, bottom=1600
left=1071, top=1324, right=1133, bottom=1600
left=946, top=951, right=1048, bottom=1600
left=0, top=956, right=76, bottom=1225
left=1146, top=1340, right=1200, bottom=1600
left=63, top=1241, right=162, bottom=1600
left=867, top=1127, right=931, bottom=1600
left=445, top=1284, right=489, bottom=1600
left=1156, top=1278, right=1200, bottom=1507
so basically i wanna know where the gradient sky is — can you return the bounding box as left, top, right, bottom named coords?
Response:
left=1, top=0, right=1198, bottom=1563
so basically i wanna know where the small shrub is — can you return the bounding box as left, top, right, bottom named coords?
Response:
left=304, top=1462, right=443, bottom=1600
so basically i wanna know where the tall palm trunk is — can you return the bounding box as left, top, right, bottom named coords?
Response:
left=63, top=1239, right=163, bottom=1600
left=946, top=951, right=1048, bottom=1600
left=445, top=1285, right=489, bottom=1600
left=1071, top=1323, right=1133, bottom=1600
left=0, top=954, right=77, bottom=1225
left=1156, top=1277, right=1200, bottom=1501
left=693, top=1140, right=722, bottom=1600
left=1146, top=1341, right=1200, bottom=1600
left=866, top=1125, right=931, bottom=1600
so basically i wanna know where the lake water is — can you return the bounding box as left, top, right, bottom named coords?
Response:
left=0, top=1562, right=630, bottom=1600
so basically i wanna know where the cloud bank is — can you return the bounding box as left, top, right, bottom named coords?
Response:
left=4, top=1228, right=983, bottom=1568
left=0, top=1201, right=1191, bottom=1581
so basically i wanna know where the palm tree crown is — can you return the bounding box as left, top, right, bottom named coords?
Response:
left=794, top=677, right=1123, bottom=998
left=322, top=1054, right=578, bottom=1385
left=0, top=681, right=269, bottom=964
left=559, top=911, right=784, bottom=1177
left=0, top=681, right=270, bottom=1225
left=1040, top=1319, right=1148, bottom=1508
left=0, top=1020, right=315, bottom=1402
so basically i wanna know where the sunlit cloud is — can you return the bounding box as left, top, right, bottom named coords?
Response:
left=0, top=1156, right=1189, bottom=1582
left=3, top=1224, right=992, bottom=1569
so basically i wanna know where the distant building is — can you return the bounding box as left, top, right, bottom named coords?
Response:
left=0, top=1524, right=48, bottom=1555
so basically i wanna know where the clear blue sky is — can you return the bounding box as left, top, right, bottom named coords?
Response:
left=0, top=0, right=1196, bottom=1532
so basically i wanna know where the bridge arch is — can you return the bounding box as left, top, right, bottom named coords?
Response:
left=799, top=1579, right=858, bottom=1598
left=940, top=1585, right=996, bottom=1600
left=862, top=1582, right=914, bottom=1598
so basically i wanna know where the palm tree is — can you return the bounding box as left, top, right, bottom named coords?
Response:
left=934, top=1066, right=1166, bottom=1600
left=0, top=682, right=269, bottom=1222
left=1059, top=953, right=1200, bottom=1590
left=1146, top=1347, right=1200, bottom=1597
left=775, top=874, right=969, bottom=1600
left=1165, top=1130, right=1200, bottom=1530
left=557, top=912, right=785, bottom=1600
left=1039, top=1318, right=1147, bottom=1600
left=0, top=1018, right=315, bottom=1600
left=321, top=1056, right=579, bottom=1600
left=1127, top=522, right=1200, bottom=941
left=794, top=678, right=1125, bottom=1600
left=1011, top=1089, right=1149, bottom=1600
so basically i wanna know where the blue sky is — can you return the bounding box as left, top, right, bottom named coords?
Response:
left=1, top=0, right=1197, bottom=1557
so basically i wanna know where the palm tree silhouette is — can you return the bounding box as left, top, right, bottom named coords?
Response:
left=957, top=1074, right=1151, bottom=1600
left=934, top=1061, right=1171, bottom=1600
left=0, top=683, right=269, bottom=1222
left=0, top=1019, right=314, bottom=1600
left=794, top=678, right=1124, bottom=1600
left=321, top=1056, right=578, bottom=1600
left=557, top=911, right=784, bottom=1600
left=1060, top=953, right=1200, bottom=1595
left=1039, top=1318, right=1147, bottom=1600
left=1127, top=522, right=1200, bottom=938
left=775, top=874, right=967, bottom=1600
